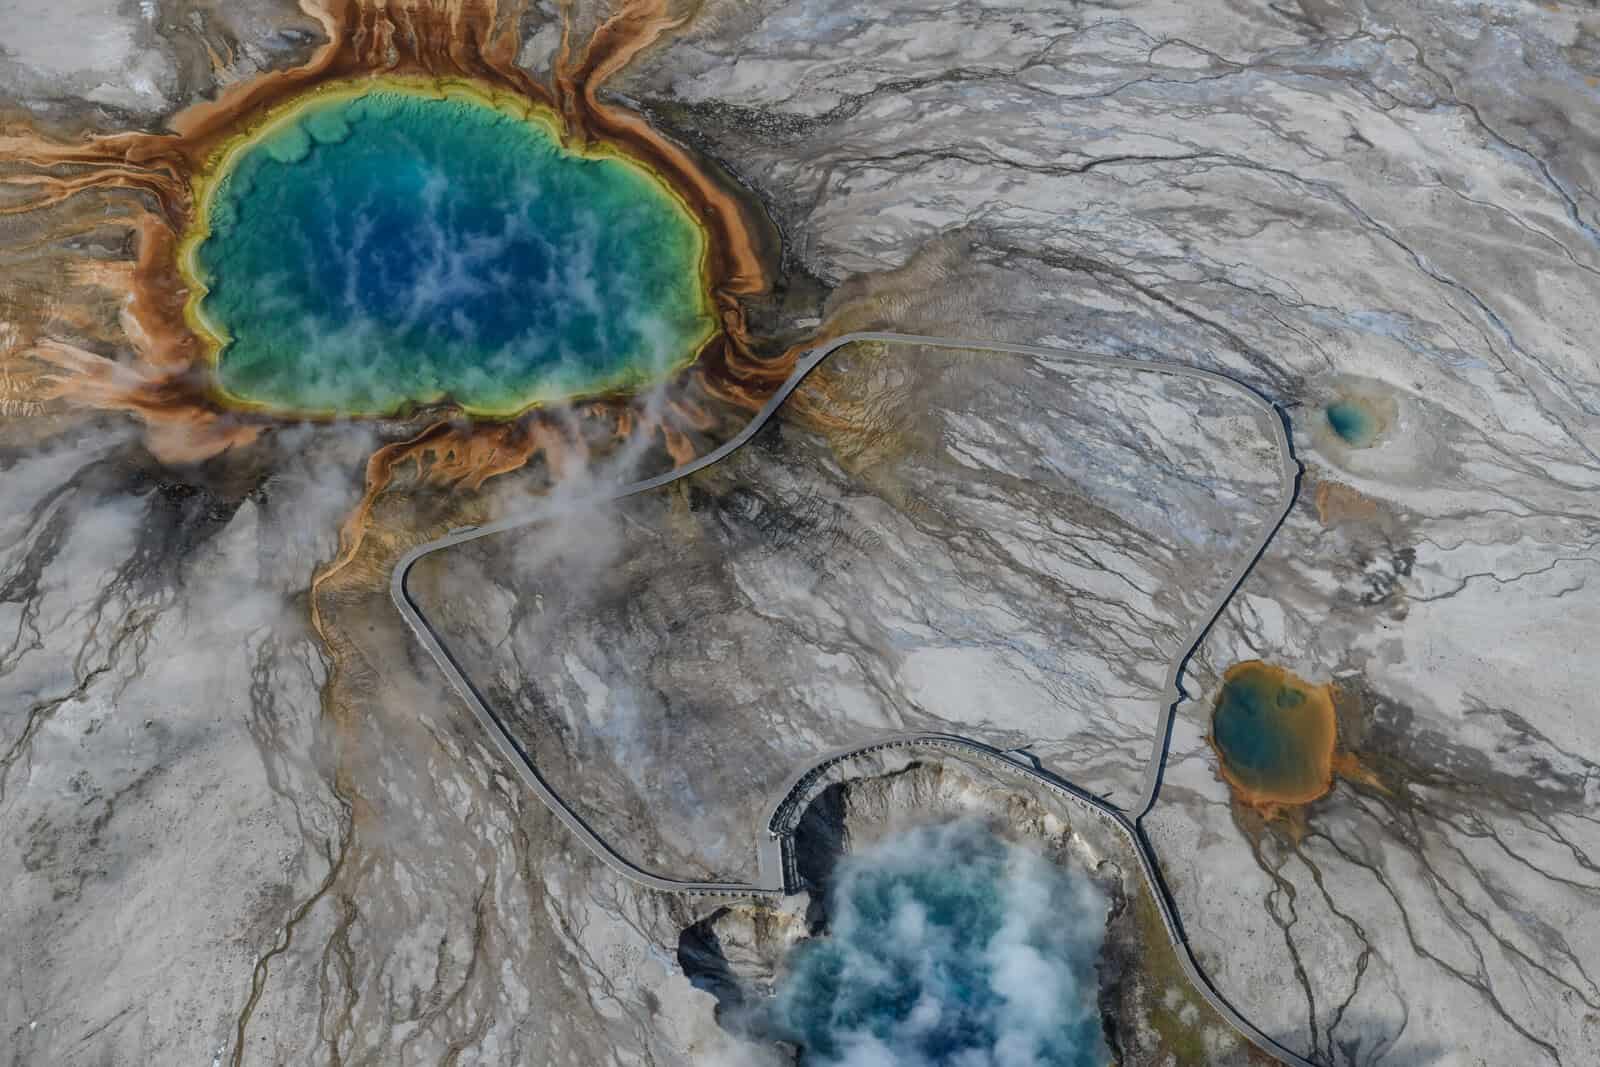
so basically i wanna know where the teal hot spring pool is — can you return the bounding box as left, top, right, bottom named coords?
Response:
left=1209, top=661, right=1338, bottom=808
left=182, top=79, right=716, bottom=417
left=1325, top=399, right=1379, bottom=447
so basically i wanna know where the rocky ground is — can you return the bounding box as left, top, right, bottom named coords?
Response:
left=0, top=420, right=757, bottom=1064
left=409, top=338, right=1283, bottom=884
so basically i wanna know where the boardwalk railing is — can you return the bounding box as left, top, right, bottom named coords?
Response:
left=391, top=331, right=1311, bottom=1066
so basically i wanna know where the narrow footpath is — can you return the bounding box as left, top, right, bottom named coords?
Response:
left=391, top=331, right=1310, bottom=1066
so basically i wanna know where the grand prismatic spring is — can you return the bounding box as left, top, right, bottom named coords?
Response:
left=184, top=79, right=716, bottom=418
left=0, top=0, right=785, bottom=624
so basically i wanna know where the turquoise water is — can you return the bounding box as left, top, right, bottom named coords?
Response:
left=1213, top=670, right=1307, bottom=783
left=1325, top=401, right=1377, bottom=446
left=1211, top=663, right=1333, bottom=802
left=770, top=822, right=1109, bottom=1067
left=191, top=83, right=714, bottom=416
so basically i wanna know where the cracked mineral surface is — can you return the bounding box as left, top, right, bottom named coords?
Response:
left=3, top=1, right=1598, bottom=1065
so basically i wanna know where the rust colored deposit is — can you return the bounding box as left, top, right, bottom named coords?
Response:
left=1, top=0, right=810, bottom=623
left=2, top=0, right=784, bottom=470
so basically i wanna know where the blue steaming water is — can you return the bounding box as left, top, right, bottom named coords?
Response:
left=191, top=82, right=714, bottom=416
left=1209, top=662, right=1336, bottom=805
left=769, top=821, right=1109, bottom=1067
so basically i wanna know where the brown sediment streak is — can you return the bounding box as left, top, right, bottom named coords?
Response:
left=2, top=0, right=794, bottom=448
left=26, top=339, right=265, bottom=462
left=1312, top=479, right=1381, bottom=527
left=661, top=424, right=698, bottom=466
left=665, top=397, right=716, bottom=432
left=124, top=214, right=205, bottom=371
left=309, top=415, right=562, bottom=636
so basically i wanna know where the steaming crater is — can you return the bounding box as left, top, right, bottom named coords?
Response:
left=181, top=77, right=717, bottom=418
left=769, top=821, right=1109, bottom=1066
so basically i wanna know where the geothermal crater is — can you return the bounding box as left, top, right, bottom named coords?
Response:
left=182, top=77, right=716, bottom=418
left=769, top=821, right=1110, bottom=1066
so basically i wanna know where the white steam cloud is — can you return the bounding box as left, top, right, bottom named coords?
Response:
left=769, top=820, right=1109, bottom=1067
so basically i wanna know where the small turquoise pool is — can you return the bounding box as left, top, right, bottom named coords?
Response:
left=1325, top=400, right=1378, bottom=446
left=185, top=80, right=715, bottom=417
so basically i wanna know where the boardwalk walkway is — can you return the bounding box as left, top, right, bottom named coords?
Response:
left=390, top=331, right=1311, bottom=1065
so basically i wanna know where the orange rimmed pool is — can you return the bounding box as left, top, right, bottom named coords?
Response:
left=181, top=78, right=717, bottom=419
left=1209, top=660, right=1338, bottom=810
